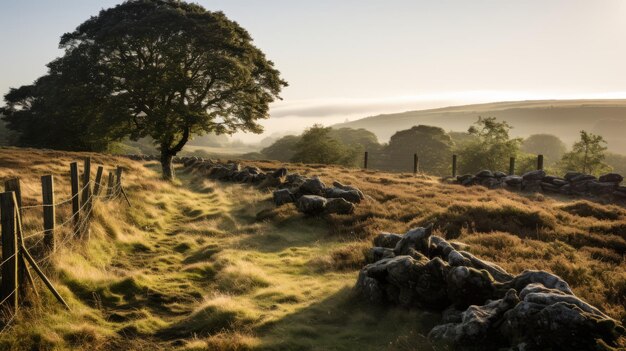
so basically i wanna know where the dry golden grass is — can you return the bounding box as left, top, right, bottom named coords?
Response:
left=0, top=148, right=624, bottom=351
left=243, top=159, right=626, bottom=324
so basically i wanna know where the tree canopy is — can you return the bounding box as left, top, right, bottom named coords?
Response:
left=290, top=125, right=361, bottom=166
left=1, top=0, right=286, bottom=179
left=381, top=125, right=453, bottom=174
left=521, top=134, right=567, bottom=164
left=260, top=135, right=301, bottom=162
left=456, top=117, right=522, bottom=174
left=558, top=131, right=610, bottom=175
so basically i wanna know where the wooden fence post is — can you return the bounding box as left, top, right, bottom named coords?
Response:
left=93, top=166, right=104, bottom=197
left=70, top=162, right=80, bottom=232
left=4, top=178, right=28, bottom=298
left=537, top=154, right=544, bottom=171
left=452, top=154, right=458, bottom=177
left=106, top=172, right=115, bottom=197
left=81, top=157, right=92, bottom=214
left=41, top=175, right=55, bottom=252
left=413, top=154, right=419, bottom=174
left=0, top=192, right=19, bottom=312
left=115, top=167, right=123, bottom=189
left=509, top=157, right=516, bottom=175
left=363, top=152, right=368, bottom=169
left=4, top=179, right=22, bottom=209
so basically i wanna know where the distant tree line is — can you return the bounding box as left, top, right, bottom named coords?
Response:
left=256, top=118, right=615, bottom=177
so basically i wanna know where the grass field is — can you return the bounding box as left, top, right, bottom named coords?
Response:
left=0, top=148, right=624, bottom=350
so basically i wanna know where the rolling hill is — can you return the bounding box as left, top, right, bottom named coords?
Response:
left=333, top=99, right=626, bottom=153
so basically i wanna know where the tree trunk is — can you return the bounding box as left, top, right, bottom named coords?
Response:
left=161, top=151, right=174, bottom=181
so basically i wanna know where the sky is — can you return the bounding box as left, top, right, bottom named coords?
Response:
left=1, top=0, right=626, bottom=141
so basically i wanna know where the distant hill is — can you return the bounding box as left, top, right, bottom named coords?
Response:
left=333, top=99, right=626, bottom=153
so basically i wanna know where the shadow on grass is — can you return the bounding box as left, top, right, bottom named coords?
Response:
left=255, top=287, right=439, bottom=351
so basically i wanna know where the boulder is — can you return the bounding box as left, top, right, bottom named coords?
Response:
left=299, top=177, right=326, bottom=195
left=521, top=170, right=546, bottom=181
left=478, top=177, right=502, bottom=189
left=446, top=266, right=497, bottom=309
left=373, top=233, right=403, bottom=248
left=564, top=172, right=583, bottom=181
left=475, top=170, right=494, bottom=178
left=459, top=251, right=513, bottom=283
left=332, top=181, right=365, bottom=199
left=457, top=174, right=474, bottom=183
left=365, top=247, right=395, bottom=263
left=354, top=270, right=384, bottom=304
left=448, top=250, right=471, bottom=267
left=429, top=235, right=456, bottom=259
left=323, top=187, right=362, bottom=203
left=587, top=181, right=618, bottom=195
left=493, top=171, right=507, bottom=178
left=324, top=197, right=355, bottom=215
left=386, top=255, right=429, bottom=288
left=272, top=189, right=294, bottom=206
left=501, top=297, right=624, bottom=350
left=271, top=167, right=288, bottom=178
left=413, top=257, right=451, bottom=309
left=503, top=270, right=573, bottom=295
left=521, top=179, right=542, bottom=192
left=429, top=289, right=519, bottom=350
left=599, top=173, right=623, bottom=184
left=296, top=195, right=327, bottom=215
left=503, top=175, right=522, bottom=186
left=393, top=225, right=433, bottom=256
left=570, top=174, right=596, bottom=183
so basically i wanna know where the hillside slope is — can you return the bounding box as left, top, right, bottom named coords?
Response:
left=333, top=99, right=626, bottom=152
left=0, top=148, right=624, bottom=350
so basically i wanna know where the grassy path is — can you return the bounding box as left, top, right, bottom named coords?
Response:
left=103, top=166, right=437, bottom=350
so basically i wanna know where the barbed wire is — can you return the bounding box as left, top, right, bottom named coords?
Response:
left=0, top=253, right=17, bottom=270
left=0, top=167, right=127, bottom=336
left=21, top=184, right=121, bottom=240
left=19, top=180, right=96, bottom=210
left=34, top=186, right=121, bottom=266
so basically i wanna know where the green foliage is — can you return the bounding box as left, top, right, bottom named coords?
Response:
left=2, top=0, right=286, bottom=179
left=261, top=127, right=380, bottom=165
left=260, top=135, right=301, bottom=162
left=605, top=152, right=626, bottom=176
left=449, top=131, right=479, bottom=147
left=328, top=128, right=382, bottom=153
left=456, top=117, right=522, bottom=174
left=558, top=131, right=611, bottom=175
left=291, top=125, right=361, bottom=166
left=381, top=125, right=453, bottom=174
left=522, top=134, right=567, bottom=165
left=0, top=118, right=16, bottom=146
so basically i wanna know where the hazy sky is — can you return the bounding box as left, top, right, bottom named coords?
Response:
left=1, top=0, right=626, bottom=140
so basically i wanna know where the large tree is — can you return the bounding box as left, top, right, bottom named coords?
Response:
left=2, top=0, right=286, bottom=179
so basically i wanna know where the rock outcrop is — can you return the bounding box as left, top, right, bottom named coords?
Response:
left=452, top=169, right=625, bottom=201
left=354, top=226, right=625, bottom=350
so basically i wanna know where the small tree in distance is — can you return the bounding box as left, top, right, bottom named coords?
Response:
left=558, top=131, right=611, bottom=175
left=457, top=117, right=522, bottom=174
left=291, top=125, right=360, bottom=166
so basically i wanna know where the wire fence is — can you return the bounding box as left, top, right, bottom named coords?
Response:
left=0, top=157, right=128, bottom=334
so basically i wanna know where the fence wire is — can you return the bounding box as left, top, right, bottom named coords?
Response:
left=0, top=168, right=125, bottom=334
